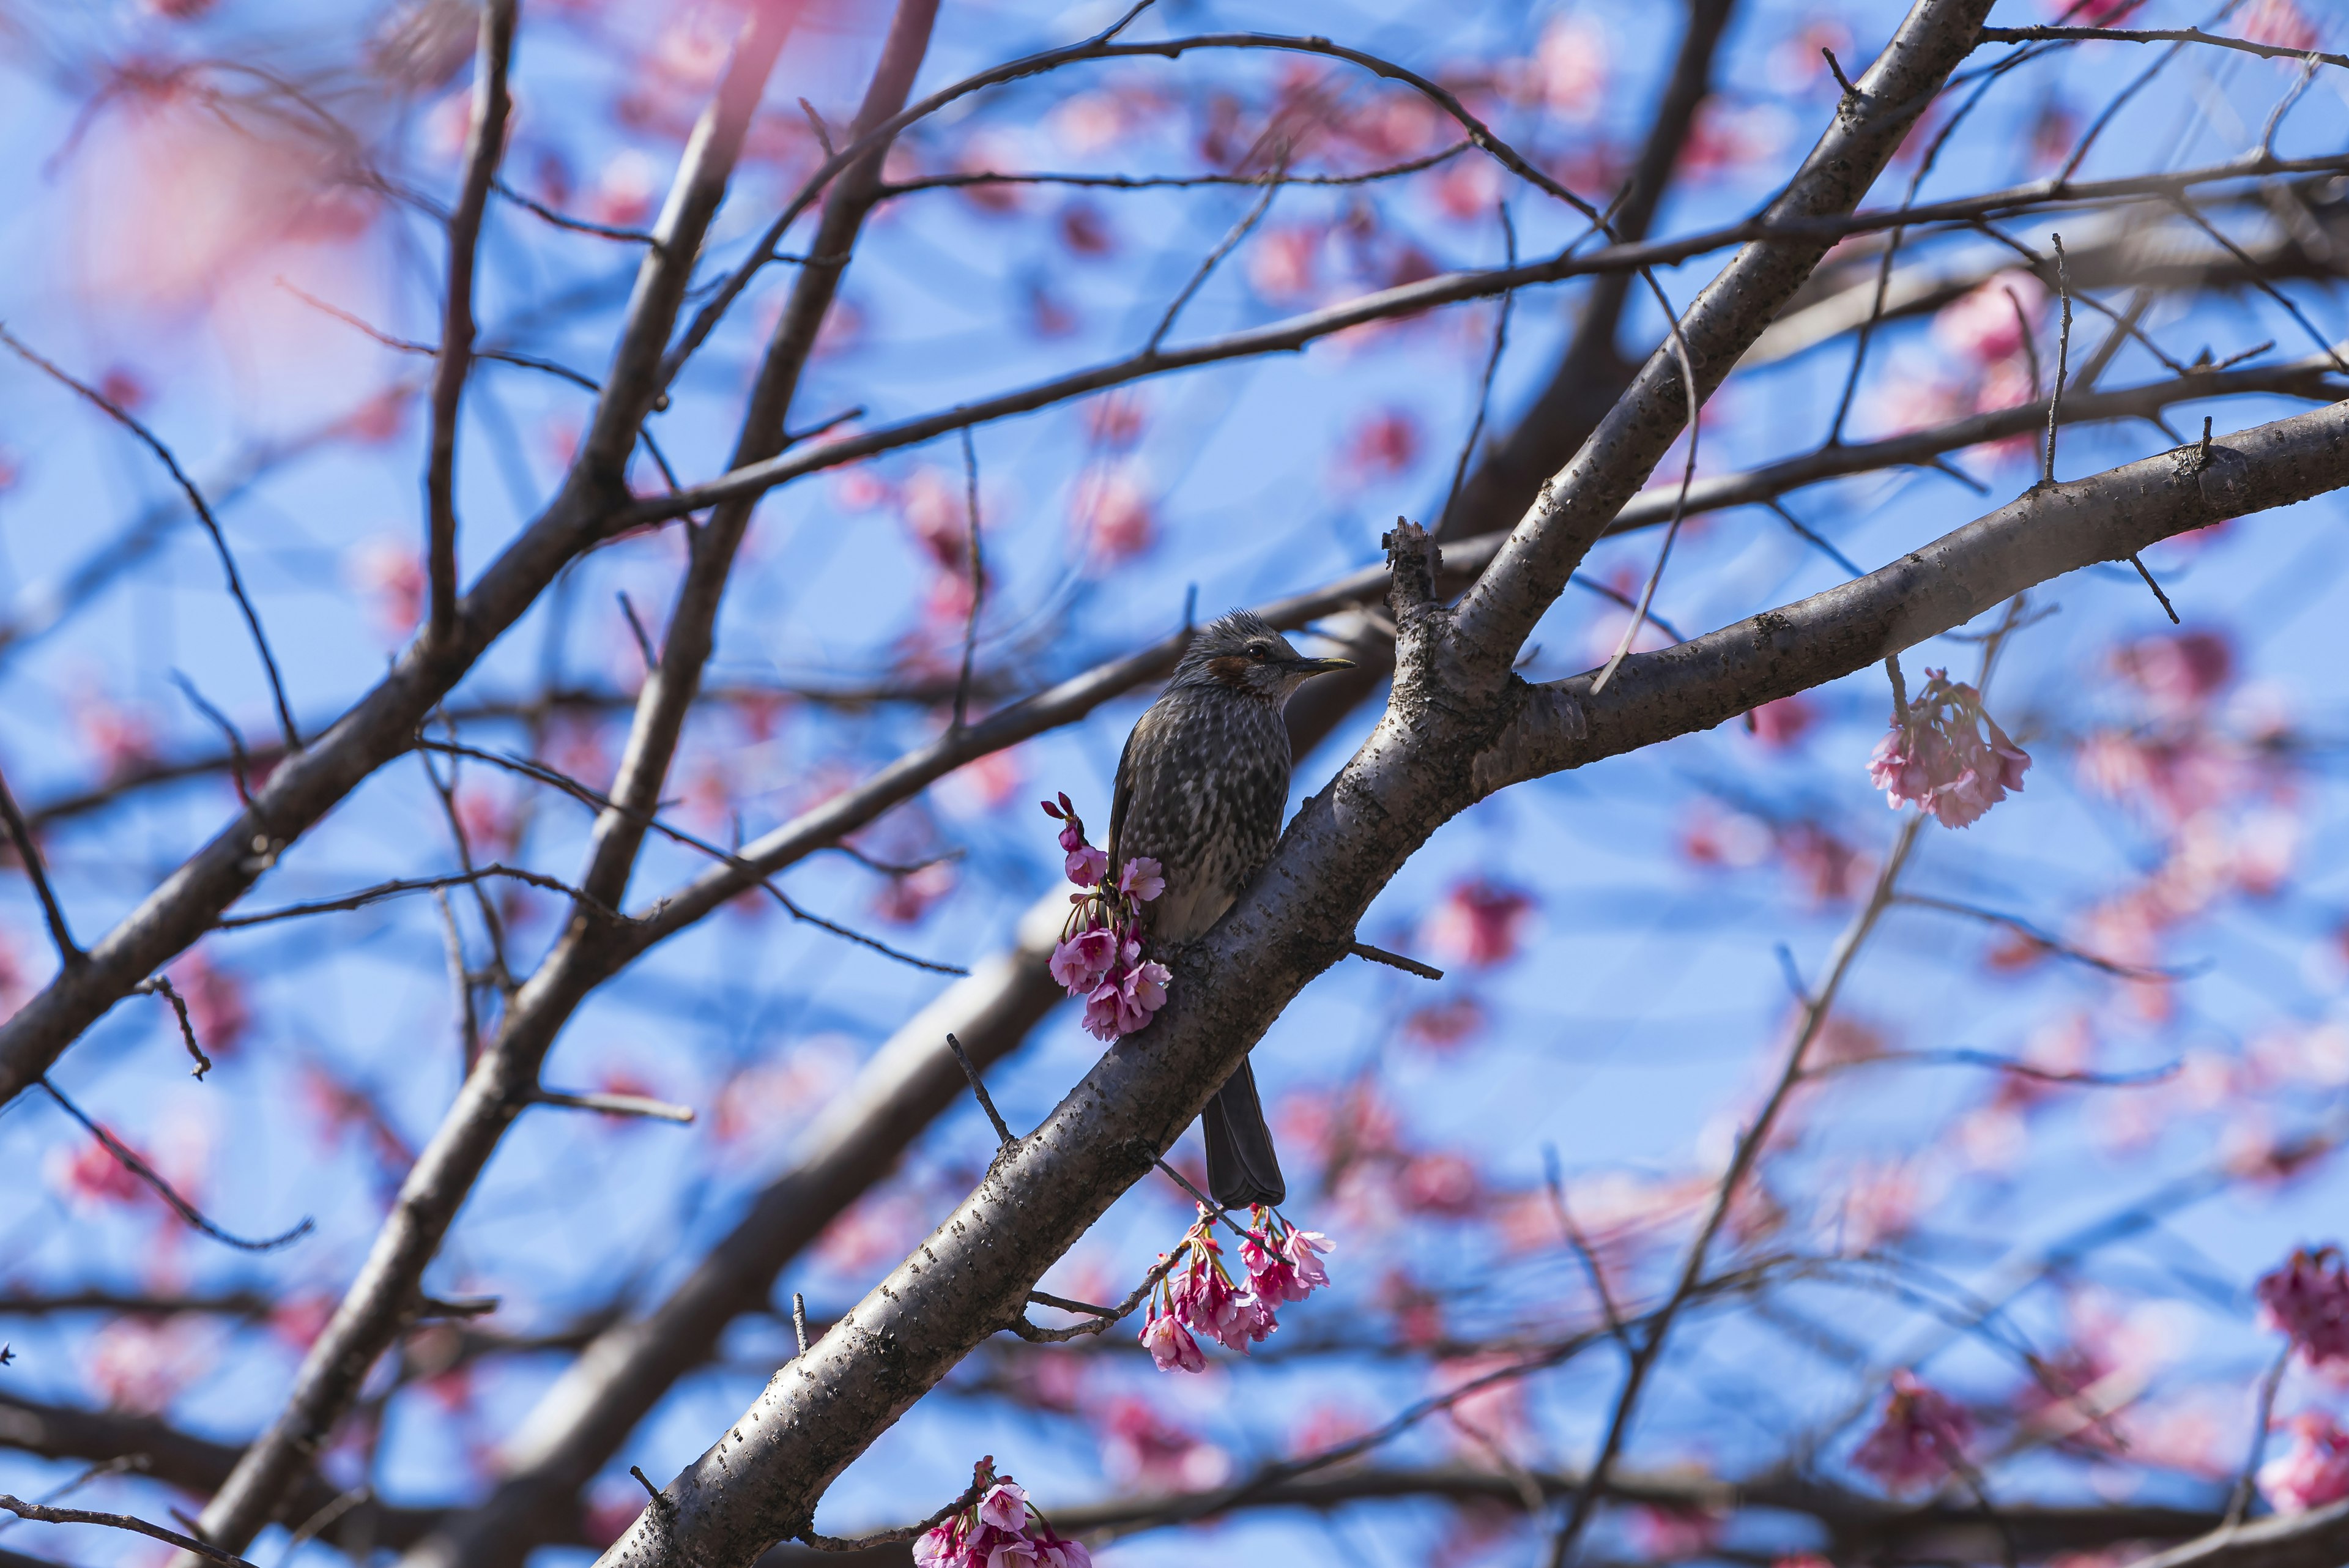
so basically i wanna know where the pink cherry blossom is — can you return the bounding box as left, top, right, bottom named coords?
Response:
left=2259, top=1413, right=2349, bottom=1515
left=1242, top=1233, right=1306, bottom=1303
left=1080, top=981, right=1126, bottom=1042
left=1064, top=844, right=1108, bottom=888
left=2255, top=1246, right=2349, bottom=1365
left=1117, top=857, right=1165, bottom=902
left=1283, top=1227, right=1334, bottom=1291
left=1853, top=1370, right=1973, bottom=1491
left=1048, top=927, right=1118, bottom=992
left=976, top=1481, right=1028, bottom=1534
left=1141, top=1307, right=1206, bottom=1372
left=1868, top=671, right=2030, bottom=828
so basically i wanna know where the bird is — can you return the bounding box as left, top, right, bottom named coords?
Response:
left=1108, top=609, right=1354, bottom=1209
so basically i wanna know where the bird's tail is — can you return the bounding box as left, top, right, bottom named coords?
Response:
left=1203, top=1058, right=1286, bottom=1209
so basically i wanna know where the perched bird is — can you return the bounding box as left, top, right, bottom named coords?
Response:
left=1108, top=609, right=1354, bottom=1208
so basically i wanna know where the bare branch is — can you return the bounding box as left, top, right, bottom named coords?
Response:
left=0, top=1494, right=258, bottom=1567
left=0, top=757, right=80, bottom=967
left=0, top=325, right=299, bottom=751
left=425, top=0, right=517, bottom=644
left=39, top=1080, right=312, bottom=1254
left=1978, top=23, right=2348, bottom=72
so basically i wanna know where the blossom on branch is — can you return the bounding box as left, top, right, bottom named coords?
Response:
left=913, top=1460, right=1091, bottom=1568
left=2255, top=1246, right=2349, bottom=1366
left=1853, top=1370, right=1975, bottom=1491
left=1868, top=668, right=2031, bottom=828
left=2258, top=1413, right=2349, bottom=1516
left=1041, top=793, right=1169, bottom=1041
left=1140, top=1206, right=1335, bottom=1372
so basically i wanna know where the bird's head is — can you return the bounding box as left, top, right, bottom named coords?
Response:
left=1171, top=609, right=1355, bottom=702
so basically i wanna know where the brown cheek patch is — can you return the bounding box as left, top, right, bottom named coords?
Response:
left=1207, top=655, right=1254, bottom=686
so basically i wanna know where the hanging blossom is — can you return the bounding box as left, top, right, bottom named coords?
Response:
left=1041, top=793, right=1171, bottom=1042
left=913, top=1458, right=1091, bottom=1568
left=2256, top=1246, right=2349, bottom=1366
left=2259, top=1413, right=2349, bottom=1516
left=1852, top=1370, right=1975, bottom=1491
left=1868, top=668, right=2032, bottom=828
left=1138, top=1205, right=1335, bottom=1374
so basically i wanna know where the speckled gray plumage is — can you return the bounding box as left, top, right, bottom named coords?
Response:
left=1107, top=610, right=1349, bottom=1208
left=1109, top=683, right=1292, bottom=943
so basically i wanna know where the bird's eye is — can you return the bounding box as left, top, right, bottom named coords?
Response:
left=1248, top=644, right=1271, bottom=661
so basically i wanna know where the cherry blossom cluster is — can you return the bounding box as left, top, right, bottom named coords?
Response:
left=913, top=1460, right=1089, bottom=1568
left=2256, top=1245, right=2349, bottom=1366
left=1040, top=793, right=1171, bottom=1042
left=1138, top=1206, right=1333, bottom=1373
left=1868, top=669, right=2032, bottom=828
left=2260, top=1413, right=2349, bottom=1516
left=1852, top=1370, right=1974, bottom=1492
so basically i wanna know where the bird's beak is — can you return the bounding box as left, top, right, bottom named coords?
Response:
left=1291, top=656, right=1356, bottom=675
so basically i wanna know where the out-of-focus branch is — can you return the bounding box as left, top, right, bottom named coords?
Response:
left=0, top=327, right=299, bottom=751
left=1978, top=23, right=2349, bottom=71
left=2127, top=1498, right=2349, bottom=1568
left=423, top=0, right=516, bottom=645
left=632, top=147, right=2349, bottom=527
left=170, top=2, right=809, bottom=1552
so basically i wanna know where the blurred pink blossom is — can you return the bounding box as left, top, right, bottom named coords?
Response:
left=1854, top=1370, right=1973, bottom=1490
left=1532, top=15, right=1609, bottom=119
left=2111, top=630, right=2233, bottom=714
left=2240, top=0, right=2320, bottom=56
left=1423, top=877, right=1534, bottom=968
left=1933, top=273, right=2047, bottom=367
left=2257, top=1246, right=2349, bottom=1365
left=2260, top=1413, right=2349, bottom=1514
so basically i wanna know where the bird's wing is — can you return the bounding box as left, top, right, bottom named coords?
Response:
left=1107, top=711, right=1145, bottom=871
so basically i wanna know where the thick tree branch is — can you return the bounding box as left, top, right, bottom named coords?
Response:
left=1471, top=396, right=2349, bottom=797
left=1450, top=0, right=2002, bottom=672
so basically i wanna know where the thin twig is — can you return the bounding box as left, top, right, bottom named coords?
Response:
left=0, top=757, right=80, bottom=965
left=1543, top=1144, right=1628, bottom=1347
left=1344, top=941, right=1443, bottom=981
left=2225, top=1343, right=2293, bottom=1527
left=214, top=864, right=625, bottom=930
left=2167, top=195, right=2349, bottom=373
left=0, top=325, right=299, bottom=749
left=1891, top=893, right=2190, bottom=978
left=491, top=177, right=658, bottom=245
left=796, top=97, right=836, bottom=158
left=878, top=142, right=1470, bottom=198
left=2005, top=285, right=2044, bottom=401
left=2042, top=232, right=2073, bottom=487
left=426, top=0, right=518, bottom=644
left=529, top=1088, right=696, bottom=1123
left=1547, top=812, right=1928, bottom=1567
left=39, top=1079, right=311, bottom=1252
left=793, top=1292, right=811, bottom=1358
left=168, top=672, right=253, bottom=806
left=1147, top=167, right=1284, bottom=353
left=0, top=1495, right=258, bottom=1567
left=946, top=1031, right=1017, bottom=1146
left=134, top=975, right=212, bottom=1079
left=617, top=591, right=659, bottom=673
left=1980, top=23, right=2348, bottom=72
left=2129, top=554, right=2183, bottom=623
left=1767, top=500, right=1867, bottom=579
left=1439, top=201, right=1517, bottom=529
left=1007, top=1245, right=1190, bottom=1343
left=951, top=428, right=984, bottom=731
left=2258, top=52, right=2323, bottom=157
left=276, top=278, right=603, bottom=393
